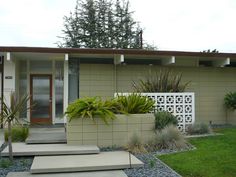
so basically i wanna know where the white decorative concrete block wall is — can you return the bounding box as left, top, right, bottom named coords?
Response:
left=115, top=93, right=195, bottom=132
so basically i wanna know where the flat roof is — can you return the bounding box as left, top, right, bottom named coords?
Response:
left=0, top=46, right=236, bottom=58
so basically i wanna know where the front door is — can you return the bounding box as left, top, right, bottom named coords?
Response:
left=30, top=74, right=52, bottom=124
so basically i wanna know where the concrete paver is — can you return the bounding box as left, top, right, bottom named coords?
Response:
left=31, top=151, right=144, bottom=174
left=1, top=143, right=99, bottom=156
left=7, top=171, right=128, bottom=177
left=25, top=132, right=66, bottom=144
left=25, top=127, right=66, bottom=144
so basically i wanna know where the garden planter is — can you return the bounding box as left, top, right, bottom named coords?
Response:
left=67, top=113, right=155, bottom=147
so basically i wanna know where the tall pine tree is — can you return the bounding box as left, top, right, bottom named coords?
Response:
left=58, top=0, right=155, bottom=49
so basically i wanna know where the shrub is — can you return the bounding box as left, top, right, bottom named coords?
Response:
left=125, top=134, right=147, bottom=154
left=0, top=159, right=13, bottom=168
left=224, top=92, right=236, bottom=110
left=132, top=69, right=190, bottom=93
left=147, top=125, right=188, bottom=151
left=154, top=111, right=178, bottom=130
left=65, top=97, right=119, bottom=124
left=116, top=93, right=155, bottom=114
left=187, top=123, right=212, bottom=135
left=4, top=126, right=29, bottom=142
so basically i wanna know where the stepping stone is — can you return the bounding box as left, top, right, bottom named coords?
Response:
left=1, top=143, right=99, bottom=156
left=31, top=151, right=143, bottom=174
left=25, top=132, right=66, bottom=144
left=7, top=171, right=128, bottom=177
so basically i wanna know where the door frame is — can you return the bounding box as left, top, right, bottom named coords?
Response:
left=30, top=74, right=52, bottom=124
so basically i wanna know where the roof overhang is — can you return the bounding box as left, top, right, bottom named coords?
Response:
left=1, top=46, right=236, bottom=67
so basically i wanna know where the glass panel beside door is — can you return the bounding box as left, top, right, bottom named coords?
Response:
left=30, top=75, right=52, bottom=124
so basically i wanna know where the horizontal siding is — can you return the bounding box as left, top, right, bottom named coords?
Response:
left=79, top=63, right=236, bottom=125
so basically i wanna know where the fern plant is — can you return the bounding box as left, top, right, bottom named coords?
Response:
left=116, top=93, right=155, bottom=114
left=65, top=97, right=119, bottom=124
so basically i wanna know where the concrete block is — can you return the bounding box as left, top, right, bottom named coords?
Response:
left=98, top=139, right=113, bottom=147
left=83, top=133, right=98, bottom=140
left=67, top=132, right=82, bottom=141
left=141, top=124, right=155, bottom=131
left=83, top=125, right=98, bottom=133
left=97, top=124, right=112, bottom=132
left=113, top=124, right=127, bottom=132
left=1, top=143, right=99, bottom=156
left=128, top=124, right=141, bottom=132
left=98, top=132, right=112, bottom=140
left=67, top=125, right=82, bottom=133
left=83, top=140, right=98, bottom=145
left=113, top=132, right=127, bottom=140
left=7, top=171, right=128, bottom=177
left=30, top=151, right=143, bottom=174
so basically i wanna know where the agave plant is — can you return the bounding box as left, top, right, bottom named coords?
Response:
left=132, top=69, right=190, bottom=93
left=1, top=92, right=31, bottom=161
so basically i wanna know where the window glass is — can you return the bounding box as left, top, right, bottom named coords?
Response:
left=19, top=60, right=27, bottom=118
left=55, top=61, right=64, bottom=117
left=68, top=59, right=79, bottom=103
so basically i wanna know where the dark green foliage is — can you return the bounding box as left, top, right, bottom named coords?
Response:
left=148, top=159, right=156, bottom=168
left=4, top=126, right=29, bottom=142
left=224, top=92, right=236, bottom=110
left=154, top=111, right=178, bottom=130
left=186, top=123, right=211, bottom=135
left=58, top=0, right=154, bottom=49
left=0, top=159, right=13, bottom=168
left=65, top=97, right=119, bottom=124
left=133, top=69, right=190, bottom=93
left=116, top=93, right=155, bottom=114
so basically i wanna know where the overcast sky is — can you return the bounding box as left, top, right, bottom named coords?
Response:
left=1, top=0, right=236, bottom=52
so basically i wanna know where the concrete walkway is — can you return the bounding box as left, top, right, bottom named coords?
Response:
left=7, top=171, right=128, bottom=177
left=1, top=143, right=100, bottom=156
left=26, top=128, right=66, bottom=144
left=31, top=151, right=144, bottom=174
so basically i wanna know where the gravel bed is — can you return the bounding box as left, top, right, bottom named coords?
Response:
left=101, top=147, right=183, bottom=177
left=0, top=146, right=184, bottom=177
left=124, top=153, right=181, bottom=177
left=0, top=157, right=33, bottom=177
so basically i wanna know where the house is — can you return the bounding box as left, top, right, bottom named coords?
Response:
left=0, top=46, right=236, bottom=126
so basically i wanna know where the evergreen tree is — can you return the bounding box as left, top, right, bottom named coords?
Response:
left=58, top=0, right=156, bottom=49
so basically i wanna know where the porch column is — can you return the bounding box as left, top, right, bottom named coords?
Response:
left=3, top=52, right=16, bottom=106
left=63, top=55, right=69, bottom=124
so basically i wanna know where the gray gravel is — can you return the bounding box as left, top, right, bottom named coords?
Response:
left=0, top=146, right=182, bottom=177
left=0, top=157, right=33, bottom=177
left=124, top=153, right=181, bottom=177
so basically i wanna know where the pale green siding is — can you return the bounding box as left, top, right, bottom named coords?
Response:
left=79, top=63, right=236, bottom=125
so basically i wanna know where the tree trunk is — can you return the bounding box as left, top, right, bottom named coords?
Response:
left=8, top=121, right=13, bottom=161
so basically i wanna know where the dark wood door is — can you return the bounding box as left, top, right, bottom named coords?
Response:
left=30, top=74, right=52, bottom=124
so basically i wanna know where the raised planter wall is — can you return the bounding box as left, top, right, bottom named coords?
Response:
left=67, top=114, right=155, bottom=147
left=115, top=92, right=195, bottom=132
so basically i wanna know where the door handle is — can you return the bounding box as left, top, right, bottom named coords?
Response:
left=49, top=99, right=52, bottom=103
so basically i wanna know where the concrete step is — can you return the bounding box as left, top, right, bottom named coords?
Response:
left=25, top=132, right=66, bottom=144
left=30, top=151, right=143, bottom=174
left=1, top=143, right=100, bottom=156
left=7, top=170, right=128, bottom=177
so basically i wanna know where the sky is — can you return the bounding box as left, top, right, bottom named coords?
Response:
left=0, top=0, right=236, bottom=52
